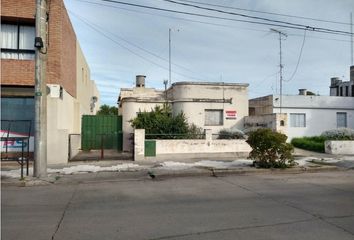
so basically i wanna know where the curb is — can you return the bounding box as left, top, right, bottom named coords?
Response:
left=1, top=165, right=343, bottom=187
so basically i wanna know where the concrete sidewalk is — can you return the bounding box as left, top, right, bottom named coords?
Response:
left=1, top=148, right=353, bottom=187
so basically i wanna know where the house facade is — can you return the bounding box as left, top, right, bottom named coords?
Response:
left=247, top=93, right=354, bottom=140
left=247, top=66, right=354, bottom=140
left=118, top=76, right=249, bottom=151
left=1, top=0, right=100, bottom=164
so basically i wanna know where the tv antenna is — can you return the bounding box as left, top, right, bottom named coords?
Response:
left=271, top=28, right=287, bottom=113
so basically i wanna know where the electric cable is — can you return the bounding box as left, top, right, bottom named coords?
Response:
left=176, top=0, right=350, bottom=26
left=69, top=10, right=213, bottom=82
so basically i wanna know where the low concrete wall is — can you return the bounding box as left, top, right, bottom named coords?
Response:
left=325, top=140, right=354, bottom=155
left=69, top=134, right=81, bottom=160
left=134, top=129, right=251, bottom=161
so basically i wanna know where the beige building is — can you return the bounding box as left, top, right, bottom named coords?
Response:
left=118, top=76, right=249, bottom=152
left=1, top=0, right=100, bottom=164
left=46, top=43, right=100, bottom=164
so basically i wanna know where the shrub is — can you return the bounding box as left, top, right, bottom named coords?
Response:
left=291, top=137, right=325, bottom=153
left=217, top=128, right=246, bottom=139
left=246, top=128, right=294, bottom=168
left=321, top=128, right=354, bottom=140
left=130, top=105, right=203, bottom=139
left=291, top=128, right=354, bottom=152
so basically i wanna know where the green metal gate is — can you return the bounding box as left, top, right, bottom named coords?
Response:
left=81, top=115, right=123, bottom=151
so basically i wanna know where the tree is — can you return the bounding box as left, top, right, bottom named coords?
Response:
left=96, top=104, right=118, bottom=115
left=246, top=128, right=294, bottom=168
left=130, top=104, right=203, bottom=139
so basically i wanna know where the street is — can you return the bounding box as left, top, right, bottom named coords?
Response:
left=2, top=170, right=354, bottom=240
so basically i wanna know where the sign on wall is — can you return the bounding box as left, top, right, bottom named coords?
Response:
left=225, top=110, right=237, bottom=120
left=0, top=130, right=34, bottom=152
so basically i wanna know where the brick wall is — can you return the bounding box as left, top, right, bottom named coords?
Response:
left=1, top=0, right=35, bottom=19
left=1, top=60, right=35, bottom=86
left=1, top=0, right=77, bottom=98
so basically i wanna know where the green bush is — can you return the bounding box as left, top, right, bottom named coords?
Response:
left=291, top=137, right=326, bottom=153
left=130, top=104, right=203, bottom=139
left=291, top=129, right=354, bottom=153
left=217, top=129, right=246, bottom=139
left=246, top=128, right=294, bottom=168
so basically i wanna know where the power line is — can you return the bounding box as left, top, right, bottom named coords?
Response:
left=285, top=30, right=307, bottom=82
left=68, top=10, right=211, bottom=81
left=74, top=0, right=352, bottom=41
left=176, top=0, right=350, bottom=26
left=95, top=0, right=352, bottom=36
left=162, top=0, right=352, bottom=36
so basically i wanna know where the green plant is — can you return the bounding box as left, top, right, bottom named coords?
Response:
left=96, top=104, right=118, bottom=115
left=246, top=128, right=294, bottom=168
left=217, top=129, right=246, bottom=139
left=130, top=104, right=203, bottom=139
left=291, top=137, right=326, bottom=153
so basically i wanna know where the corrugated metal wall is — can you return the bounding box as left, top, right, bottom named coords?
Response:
left=81, top=115, right=123, bottom=151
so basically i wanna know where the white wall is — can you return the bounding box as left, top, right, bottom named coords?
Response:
left=47, top=88, right=75, bottom=164
left=172, top=83, right=249, bottom=133
left=272, top=95, right=354, bottom=140
left=134, top=129, right=251, bottom=161
left=121, top=100, right=164, bottom=152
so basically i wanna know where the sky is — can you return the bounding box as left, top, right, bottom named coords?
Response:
left=64, top=0, right=354, bottom=106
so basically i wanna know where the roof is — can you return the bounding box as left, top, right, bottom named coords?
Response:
left=171, top=81, right=249, bottom=87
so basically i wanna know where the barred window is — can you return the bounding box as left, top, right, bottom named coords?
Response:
left=290, top=113, right=306, bottom=127
left=205, top=110, right=223, bottom=126
left=336, top=112, right=347, bottom=128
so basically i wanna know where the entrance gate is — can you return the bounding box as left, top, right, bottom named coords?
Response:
left=81, top=115, right=123, bottom=151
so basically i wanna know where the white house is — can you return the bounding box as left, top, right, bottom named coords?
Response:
left=118, top=75, right=249, bottom=152
left=247, top=92, right=354, bottom=140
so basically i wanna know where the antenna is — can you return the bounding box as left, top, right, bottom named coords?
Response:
left=270, top=28, right=287, bottom=113
left=163, top=79, right=168, bottom=100
left=168, top=28, right=180, bottom=87
left=169, top=28, right=171, bottom=87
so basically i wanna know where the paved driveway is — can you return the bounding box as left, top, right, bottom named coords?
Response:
left=2, top=171, right=354, bottom=240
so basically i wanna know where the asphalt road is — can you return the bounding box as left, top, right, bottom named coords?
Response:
left=2, top=171, right=354, bottom=240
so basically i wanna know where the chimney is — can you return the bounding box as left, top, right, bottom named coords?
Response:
left=350, top=65, right=354, bottom=82
left=136, top=75, right=146, bottom=87
left=298, top=89, right=307, bottom=96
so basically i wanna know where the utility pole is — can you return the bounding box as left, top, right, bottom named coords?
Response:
left=351, top=13, right=353, bottom=65
left=169, top=28, right=172, bottom=86
left=34, top=0, right=48, bottom=178
left=271, top=28, right=287, bottom=114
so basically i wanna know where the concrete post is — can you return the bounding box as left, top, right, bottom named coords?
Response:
left=34, top=0, right=48, bottom=178
left=134, top=129, right=145, bottom=161
left=204, top=129, right=212, bottom=146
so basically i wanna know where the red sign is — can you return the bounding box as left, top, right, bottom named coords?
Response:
left=225, top=110, right=237, bottom=119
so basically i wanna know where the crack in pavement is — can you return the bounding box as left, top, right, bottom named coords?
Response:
left=148, top=218, right=315, bottom=240
left=51, top=185, right=78, bottom=240
left=216, top=177, right=354, bottom=237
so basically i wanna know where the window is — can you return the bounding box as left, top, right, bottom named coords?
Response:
left=345, top=86, right=349, bottom=96
left=1, top=97, right=35, bottom=135
left=337, top=112, right=347, bottom=128
left=1, top=23, right=35, bottom=60
left=290, top=113, right=306, bottom=127
left=205, top=110, right=223, bottom=126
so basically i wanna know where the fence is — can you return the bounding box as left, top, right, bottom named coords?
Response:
left=81, top=115, right=123, bottom=151
left=134, top=129, right=252, bottom=161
